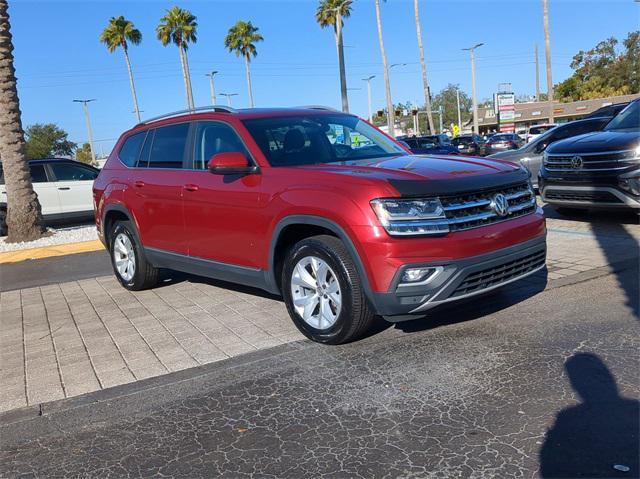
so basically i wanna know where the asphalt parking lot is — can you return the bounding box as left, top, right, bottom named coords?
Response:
left=0, top=207, right=638, bottom=477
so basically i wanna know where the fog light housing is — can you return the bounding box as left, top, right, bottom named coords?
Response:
left=619, top=177, right=640, bottom=196
left=399, top=266, right=443, bottom=286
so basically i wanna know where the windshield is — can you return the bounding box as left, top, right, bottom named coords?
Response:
left=605, top=100, right=640, bottom=132
left=242, top=114, right=406, bottom=166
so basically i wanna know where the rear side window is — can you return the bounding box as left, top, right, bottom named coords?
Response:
left=146, top=123, right=189, bottom=169
left=118, top=131, right=146, bottom=167
left=50, top=163, right=98, bottom=181
left=29, top=164, right=48, bottom=183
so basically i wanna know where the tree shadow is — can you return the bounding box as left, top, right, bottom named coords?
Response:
left=540, top=352, right=639, bottom=478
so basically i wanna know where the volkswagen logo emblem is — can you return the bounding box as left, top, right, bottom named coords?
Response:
left=571, top=155, right=583, bottom=169
left=491, top=193, right=509, bottom=217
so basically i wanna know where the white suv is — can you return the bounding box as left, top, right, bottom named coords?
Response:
left=0, top=158, right=98, bottom=236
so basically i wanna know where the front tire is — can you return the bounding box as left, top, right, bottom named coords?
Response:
left=109, top=221, right=158, bottom=290
left=281, top=235, right=376, bottom=345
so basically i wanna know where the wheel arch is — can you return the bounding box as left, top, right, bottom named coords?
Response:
left=267, top=215, right=373, bottom=300
left=103, top=204, right=141, bottom=249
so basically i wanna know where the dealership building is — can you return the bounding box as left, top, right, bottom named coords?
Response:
left=472, top=93, right=639, bottom=134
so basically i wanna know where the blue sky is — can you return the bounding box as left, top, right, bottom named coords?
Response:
left=10, top=0, right=640, bottom=153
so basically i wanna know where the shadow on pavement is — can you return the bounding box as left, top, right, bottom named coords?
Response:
left=395, top=269, right=548, bottom=334
left=540, top=352, right=639, bottom=478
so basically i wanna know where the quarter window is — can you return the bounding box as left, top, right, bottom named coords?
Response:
left=193, top=122, right=250, bottom=170
left=118, top=131, right=146, bottom=167
left=146, top=123, right=189, bottom=169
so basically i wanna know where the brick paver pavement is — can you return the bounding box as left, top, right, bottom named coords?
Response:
left=1, top=215, right=638, bottom=412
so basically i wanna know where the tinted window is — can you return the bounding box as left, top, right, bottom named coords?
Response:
left=118, top=131, right=146, bottom=167
left=605, top=100, right=640, bottom=132
left=146, top=123, right=189, bottom=169
left=529, top=125, right=555, bottom=135
left=194, top=122, right=250, bottom=170
left=50, top=163, right=98, bottom=181
left=554, top=119, right=607, bottom=141
left=30, top=164, right=48, bottom=183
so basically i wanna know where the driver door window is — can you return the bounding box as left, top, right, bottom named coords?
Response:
left=193, top=122, right=250, bottom=170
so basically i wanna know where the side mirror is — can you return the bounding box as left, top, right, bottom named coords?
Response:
left=534, top=142, right=548, bottom=154
left=207, top=152, right=259, bottom=175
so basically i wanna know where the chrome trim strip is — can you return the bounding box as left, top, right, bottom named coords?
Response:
left=541, top=185, right=640, bottom=208
left=546, top=149, right=634, bottom=157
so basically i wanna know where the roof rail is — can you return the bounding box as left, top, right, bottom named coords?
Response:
left=296, top=105, right=339, bottom=112
left=137, top=105, right=236, bottom=126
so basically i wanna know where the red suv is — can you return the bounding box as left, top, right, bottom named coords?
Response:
left=94, top=106, right=546, bottom=344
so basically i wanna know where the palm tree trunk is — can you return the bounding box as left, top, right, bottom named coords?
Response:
left=374, top=0, right=394, bottom=136
left=178, top=43, right=194, bottom=110
left=245, top=54, right=254, bottom=108
left=122, top=45, right=141, bottom=122
left=413, top=0, right=434, bottom=134
left=542, top=0, right=554, bottom=123
left=335, top=19, right=349, bottom=113
left=0, top=0, right=44, bottom=242
left=183, top=47, right=195, bottom=110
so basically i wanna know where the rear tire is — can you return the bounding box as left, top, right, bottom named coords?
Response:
left=281, top=235, right=376, bottom=345
left=109, top=221, right=158, bottom=290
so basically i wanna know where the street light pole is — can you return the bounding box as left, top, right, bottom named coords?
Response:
left=456, top=88, right=462, bottom=135
left=362, top=75, right=375, bottom=122
left=462, top=43, right=483, bottom=134
left=206, top=71, right=218, bottom=105
left=220, top=93, right=238, bottom=107
left=73, top=99, right=96, bottom=164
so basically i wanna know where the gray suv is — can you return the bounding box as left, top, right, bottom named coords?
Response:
left=489, top=117, right=610, bottom=187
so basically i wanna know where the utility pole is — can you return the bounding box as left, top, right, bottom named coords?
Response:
left=463, top=43, right=483, bottom=134
left=535, top=44, right=540, bottom=102
left=542, top=0, right=554, bottom=122
left=439, top=105, right=443, bottom=134
left=220, top=93, right=238, bottom=107
left=456, top=88, right=462, bottom=134
left=206, top=71, right=218, bottom=105
left=73, top=99, right=96, bottom=164
left=362, top=75, right=375, bottom=122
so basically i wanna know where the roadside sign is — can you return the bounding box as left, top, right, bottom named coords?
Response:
left=496, top=92, right=516, bottom=133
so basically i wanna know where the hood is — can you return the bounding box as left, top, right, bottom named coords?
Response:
left=546, top=130, right=640, bottom=155
left=488, top=149, right=530, bottom=162
left=298, top=154, right=529, bottom=196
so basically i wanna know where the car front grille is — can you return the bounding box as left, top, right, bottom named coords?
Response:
left=544, top=190, right=623, bottom=204
left=451, top=249, right=546, bottom=298
left=544, top=149, right=637, bottom=172
left=440, top=182, right=536, bottom=232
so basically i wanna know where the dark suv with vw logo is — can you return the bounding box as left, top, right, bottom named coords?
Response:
left=539, top=99, right=640, bottom=211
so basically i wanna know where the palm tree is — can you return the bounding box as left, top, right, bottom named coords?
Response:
left=100, top=16, right=143, bottom=122
left=0, top=0, right=44, bottom=241
left=157, top=6, right=197, bottom=110
left=413, top=0, right=434, bottom=134
left=316, top=0, right=352, bottom=113
left=374, top=0, right=394, bottom=136
left=224, top=21, right=263, bottom=108
left=542, top=0, right=554, bottom=123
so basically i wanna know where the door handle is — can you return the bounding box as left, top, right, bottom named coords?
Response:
left=58, top=187, right=71, bottom=191
left=134, top=181, right=145, bottom=188
left=183, top=184, right=199, bottom=192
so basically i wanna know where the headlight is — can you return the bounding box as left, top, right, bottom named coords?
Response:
left=371, top=198, right=449, bottom=236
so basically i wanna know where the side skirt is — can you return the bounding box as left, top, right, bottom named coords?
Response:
left=144, top=247, right=274, bottom=293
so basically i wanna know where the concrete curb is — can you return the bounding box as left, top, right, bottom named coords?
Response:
left=0, top=240, right=104, bottom=264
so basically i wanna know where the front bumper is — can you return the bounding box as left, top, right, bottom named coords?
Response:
left=369, top=235, right=547, bottom=319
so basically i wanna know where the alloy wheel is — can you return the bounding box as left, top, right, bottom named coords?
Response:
left=113, top=232, right=136, bottom=282
left=290, top=256, right=342, bottom=330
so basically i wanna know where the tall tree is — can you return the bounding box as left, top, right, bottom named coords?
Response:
left=25, top=123, right=76, bottom=160
left=432, top=84, right=472, bottom=130
left=100, top=16, right=143, bottom=122
left=374, top=0, right=394, bottom=136
left=224, top=20, right=263, bottom=108
left=75, top=143, right=94, bottom=165
left=157, top=6, right=197, bottom=110
left=316, top=0, right=352, bottom=113
left=542, top=0, right=554, bottom=122
left=413, top=0, right=435, bottom=134
left=0, top=0, right=45, bottom=241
